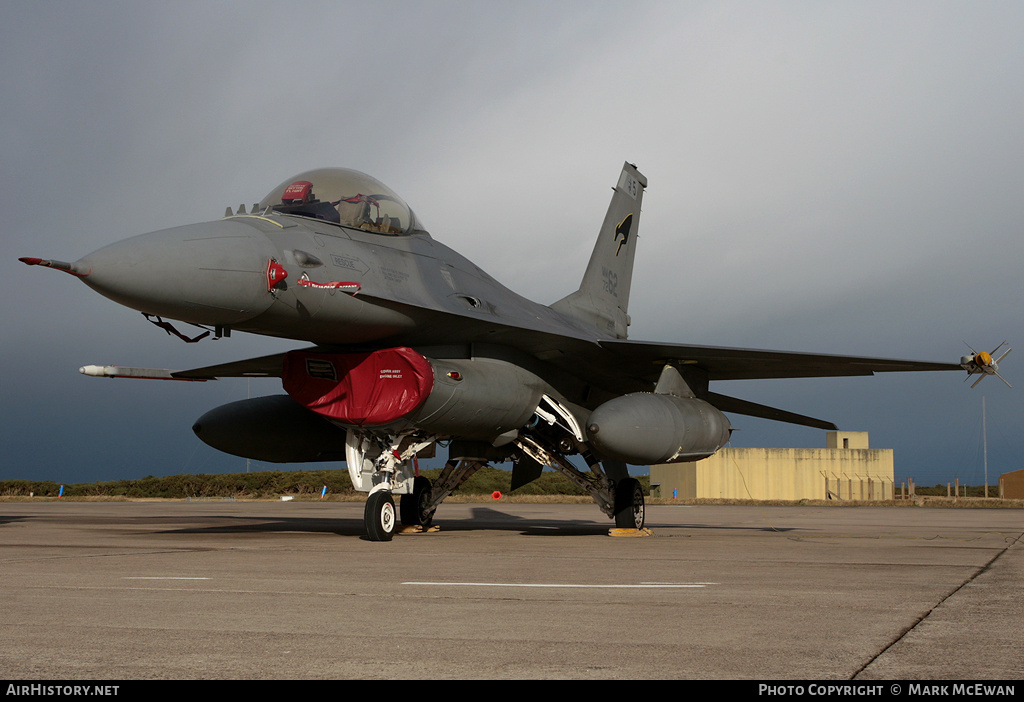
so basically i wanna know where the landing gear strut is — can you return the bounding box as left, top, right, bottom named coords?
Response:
left=514, top=433, right=647, bottom=531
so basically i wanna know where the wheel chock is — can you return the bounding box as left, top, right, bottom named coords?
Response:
left=608, top=527, right=653, bottom=537
left=397, top=524, right=441, bottom=535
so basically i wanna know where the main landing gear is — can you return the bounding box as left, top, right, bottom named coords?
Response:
left=513, top=433, right=646, bottom=531
left=348, top=426, right=647, bottom=540
left=613, top=477, right=645, bottom=530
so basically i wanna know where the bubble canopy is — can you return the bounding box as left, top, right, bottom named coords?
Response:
left=258, top=168, right=426, bottom=236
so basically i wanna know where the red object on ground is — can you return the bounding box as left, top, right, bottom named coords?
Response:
left=282, top=348, right=434, bottom=426
left=492, top=491, right=502, bottom=500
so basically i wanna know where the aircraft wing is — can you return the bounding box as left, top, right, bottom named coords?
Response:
left=166, top=337, right=961, bottom=387
left=112, top=321, right=964, bottom=433
left=170, top=352, right=291, bottom=380
left=591, top=339, right=965, bottom=430
left=598, top=339, right=961, bottom=382
left=93, top=335, right=962, bottom=433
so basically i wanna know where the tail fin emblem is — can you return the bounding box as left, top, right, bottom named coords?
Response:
left=614, top=213, right=633, bottom=256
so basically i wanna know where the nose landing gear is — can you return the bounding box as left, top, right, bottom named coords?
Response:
left=364, top=490, right=397, bottom=541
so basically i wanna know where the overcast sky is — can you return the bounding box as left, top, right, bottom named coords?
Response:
left=3, top=1, right=1022, bottom=488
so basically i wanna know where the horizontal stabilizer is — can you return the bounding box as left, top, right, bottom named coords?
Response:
left=706, top=392, right=837, bottom=431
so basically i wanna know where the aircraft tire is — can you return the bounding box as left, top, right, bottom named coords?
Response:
left=400, top=476, right=433, bottom=527
left=613, top=478, right=645, bottom=530
left=365, top=491, right=396, bottom=541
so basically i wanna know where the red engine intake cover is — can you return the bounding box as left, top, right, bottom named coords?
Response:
left=282, top=348, right=434, bottom=427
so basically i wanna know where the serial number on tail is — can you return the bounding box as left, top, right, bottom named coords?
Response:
left=602, top=267, right=618, bottom=297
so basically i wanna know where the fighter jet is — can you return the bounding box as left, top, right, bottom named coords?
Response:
left=20, top=163, right=998, bottom=540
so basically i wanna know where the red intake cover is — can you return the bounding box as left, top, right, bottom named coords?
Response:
left=282, top=348, right=434, bottom=426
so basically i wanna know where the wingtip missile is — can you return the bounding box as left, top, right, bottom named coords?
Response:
left=79, top=365, right=210, bottom=381
left=961, top=342, right=1012, bottom=389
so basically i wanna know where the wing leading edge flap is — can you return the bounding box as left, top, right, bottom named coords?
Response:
left=705, top=392, right=838, bottom=431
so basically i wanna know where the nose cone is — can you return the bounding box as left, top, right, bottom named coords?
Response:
left=77, top=220, right=278, bottom=326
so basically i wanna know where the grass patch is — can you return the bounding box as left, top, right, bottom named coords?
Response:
left=0, top=467, right=646, bottom=500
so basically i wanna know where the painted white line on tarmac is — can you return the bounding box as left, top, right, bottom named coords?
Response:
left=403, top=581, right=716, bottom=588
left=123, top=577, right=212, bottom=580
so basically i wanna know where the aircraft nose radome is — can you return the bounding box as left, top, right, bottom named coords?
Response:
left=76, top=220, right=278, bottom=326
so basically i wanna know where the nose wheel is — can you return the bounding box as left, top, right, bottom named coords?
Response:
left=364, top=491, right=396, bottom=541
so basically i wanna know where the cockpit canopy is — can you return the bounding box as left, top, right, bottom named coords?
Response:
left=258, top=168, right=426, bottom=236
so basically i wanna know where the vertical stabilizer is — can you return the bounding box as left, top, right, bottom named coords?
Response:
left=551, top=162, right=646, bottom=339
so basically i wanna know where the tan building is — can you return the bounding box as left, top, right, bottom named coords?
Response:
left=651, top=431, right=895, bottom=501
left=1000, top=468, right=1024, bottom=499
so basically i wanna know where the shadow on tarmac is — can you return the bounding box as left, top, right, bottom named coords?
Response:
left=142, top=505, right=803, bottom=540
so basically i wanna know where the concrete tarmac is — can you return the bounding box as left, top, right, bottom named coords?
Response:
left=0, top=500, right=1020, bottom=680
